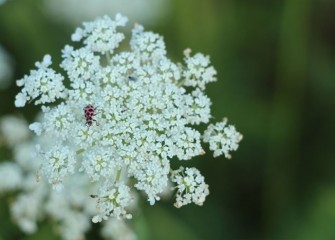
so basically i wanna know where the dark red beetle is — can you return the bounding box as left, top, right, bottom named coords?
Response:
left=83, top=104, right=98, bottom=126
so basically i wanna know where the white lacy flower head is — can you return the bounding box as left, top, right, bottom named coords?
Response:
left=91, top=182, right=133, bottom=222
left=183, top=51, right=217, bottom=90
left=203, top=118, right=243, bottom=159
left=14, top=14, right=243, bottom=223
left=171, top=167, right=209, bottom=208
left=0, top=115, right=135, bottom=239
left=15, top=55, right=67, bottom=107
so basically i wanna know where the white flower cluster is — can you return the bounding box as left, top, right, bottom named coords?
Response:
left=203, top=118, right=243, bottom=159
left=71, top=14, right=127, bottom=54
left=0, top=115, right=137, bottom=239
left=42, top=144, right=76, bottom=191
left=171, top=167, right=209, bottom=208
left=92, top=182, right=132, bottom=222
left=183, top=52, right=217, bottom=90
left=13, top=14, right=242, bottom=223
left=15, top=55, right=67, bottom=107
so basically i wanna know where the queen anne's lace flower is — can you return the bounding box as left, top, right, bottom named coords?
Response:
left=92, top=182, right=133, bottom=222
left=61, top=46, right=101, bottom=81
left=82, top=149, right=115, bottom=181
left=203, top=118, right=243, bottom=159
left=184, top=88, right=212, bottom=124
left=42, top=144, right=76, bottom=190
left=13, top=14, right=242, bottom=223
left=15, top=55, right=67, bottom=107
left=183, top=52, right=217, bottom=90
left=0, top=114, right=134, bottom=239
left=171, top=167, right=209, bottom=208
left=134, top=156, right=169, bottom=205
left=72, top=14, right=127, bottom=54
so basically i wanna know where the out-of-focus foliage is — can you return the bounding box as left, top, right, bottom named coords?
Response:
left=1, top=0, right=335, bottom=239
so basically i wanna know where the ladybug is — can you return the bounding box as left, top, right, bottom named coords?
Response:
left=83, top=104, right=98, bottom=126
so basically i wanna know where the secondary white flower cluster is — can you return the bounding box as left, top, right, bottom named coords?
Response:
left=203, top=118, right=243, bottom=159
left=92, top=182, right=132, bottom=222
left=0, top=115, right=138, bottom=240
left=14, top=14, right=242, bottom=223
left=15, top=55, right=67, bottom=107
left=171, top=167, right=209, bottom=208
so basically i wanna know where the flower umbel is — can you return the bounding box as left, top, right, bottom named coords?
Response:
left=92, top=182, right=132, bottom=222
left=171, top=167, right=209, bottom=208
left=14, top=14, right=243, bottom=222
left=15, top=55, right=67, bottom=107
left=203, top=118, right=243, bottom=159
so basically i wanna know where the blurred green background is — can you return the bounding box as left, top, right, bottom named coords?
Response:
left=1, top=0, right=335, bottom=239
